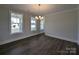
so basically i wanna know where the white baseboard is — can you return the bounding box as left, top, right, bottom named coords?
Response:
left=45, top=33, right=77, bottom=43
left=0, top=33, right=42, bottom=45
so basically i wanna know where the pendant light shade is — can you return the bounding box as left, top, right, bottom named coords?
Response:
left=35, top=16, right=39, bottom=19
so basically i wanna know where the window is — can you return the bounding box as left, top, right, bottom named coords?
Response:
left=11, top=12, right=23, bottom=34
left=40, top=18, right=45, bottom=30
left=31, top=17, right=36, bottom=31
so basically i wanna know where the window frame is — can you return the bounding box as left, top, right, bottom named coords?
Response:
left=31, top=17, right=37, bottom=31
left=40, top=17, right=45, bottom=31
left=10, top=12, right=23, bottom=34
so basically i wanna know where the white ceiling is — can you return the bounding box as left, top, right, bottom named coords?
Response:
left=1, top=4, right=77, bottom=15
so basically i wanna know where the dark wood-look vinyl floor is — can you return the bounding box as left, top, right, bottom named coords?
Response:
left=0, top=33, right=78, bottom=55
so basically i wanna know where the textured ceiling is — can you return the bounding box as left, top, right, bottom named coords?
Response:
left=1, top=4, right=77, bottom=15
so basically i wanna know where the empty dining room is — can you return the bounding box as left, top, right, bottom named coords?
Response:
left=0, top=4, right=79, bottom=55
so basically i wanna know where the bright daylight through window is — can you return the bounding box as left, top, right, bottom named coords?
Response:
left=40, top=17, right=45, bottom=30
left=31, top=17, right=36, bottom=31
left=11, top=12, right=23, bottom=34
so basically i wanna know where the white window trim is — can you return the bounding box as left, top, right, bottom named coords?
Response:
left=40, top=18, right=45, bottom=31
left=10, top=12, right=23, bottom=34
left=31, top=17, right=37, bottom=31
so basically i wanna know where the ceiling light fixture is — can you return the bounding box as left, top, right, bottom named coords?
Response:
left=35, top=16, right=44, bottom=20
left=35, top=4, right=44, bottom=20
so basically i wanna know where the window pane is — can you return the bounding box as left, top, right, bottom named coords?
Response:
left=11, top=24, right=20, bottom=33
left=11, top=17, right=20, bottom=23
left=31, top=25, right=36, bottom=27
left=31, top=20, right=35, bottom=23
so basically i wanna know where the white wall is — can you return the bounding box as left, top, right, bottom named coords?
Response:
left=0, top=6, right=41, bottom=45
left=45, top=9, right=77, bottom=43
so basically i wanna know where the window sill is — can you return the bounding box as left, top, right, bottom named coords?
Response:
left=10, top=31, right=23, bottom=35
